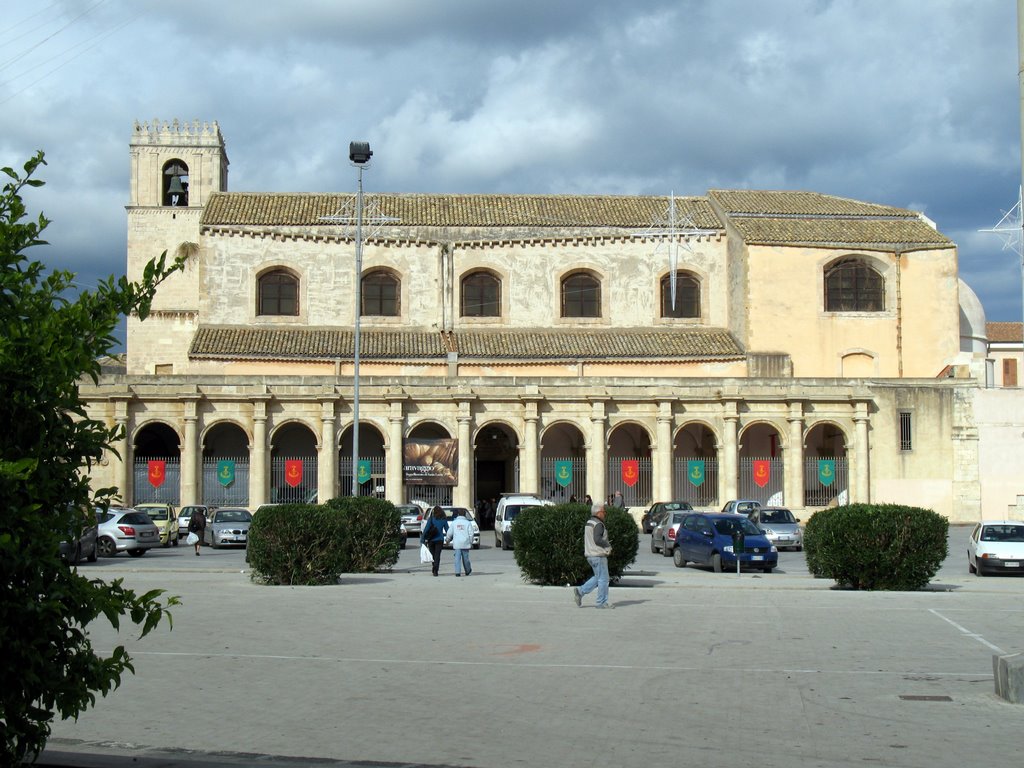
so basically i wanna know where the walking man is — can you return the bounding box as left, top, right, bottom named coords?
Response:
left=445, top=507, right=474, bottom=576
left=573, top=502, right=613, bottom=609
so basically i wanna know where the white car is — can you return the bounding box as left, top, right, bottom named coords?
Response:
left=968, top=521, right=1024, bottom=576
left=439, top=506, right=481, bottom=549
left=493, top=494, right=554, bottom=550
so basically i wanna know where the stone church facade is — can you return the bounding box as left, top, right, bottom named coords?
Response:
left=80, top=119, right=987, bottom=520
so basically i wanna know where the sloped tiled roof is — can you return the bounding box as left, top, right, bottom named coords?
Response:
left=986, top=321, right=1023, bottom=343
left=188, top=326, right=744, bottom=363
left=708, top=189, right=954, bottom=252
left=200, top=193, right=724, bottom=230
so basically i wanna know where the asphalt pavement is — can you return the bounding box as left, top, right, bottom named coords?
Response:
left=33, top=525, right=1024, bottom=768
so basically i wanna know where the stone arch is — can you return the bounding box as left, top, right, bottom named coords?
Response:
left=404, top=421, right=456, bottom=507
left=338, top=421, right=387, bottom=497
left=200, top=420, right=251, bottom=507
left=269, top=421, right=319, bottom=503
left=474, top=421, right=521, bottom=518
left=737, top=420, right=786, bottom=505
left=803, top=420, right=850, bottom=507
left=607, top=421, right=654, bottom=506
left=131, top=421, right=182, bottom=506
left=673, top=420, right=720, bottom=506
left=539, top=421, right=588, bottom=503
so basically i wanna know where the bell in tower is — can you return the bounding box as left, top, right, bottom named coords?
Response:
left=163, top=162, right=189, bottom=207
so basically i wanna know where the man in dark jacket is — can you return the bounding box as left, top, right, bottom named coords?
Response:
left=572, top=502, right=613, bottom=609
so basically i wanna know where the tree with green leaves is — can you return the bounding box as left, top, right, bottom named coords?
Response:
left=0, top=152, right=185, bottom=764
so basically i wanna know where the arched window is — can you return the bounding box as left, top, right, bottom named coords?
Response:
left=162, top=159, right=189, bottom=207
left=258, top=270, right=299, bottom=316
left=660, top=273, right=700, bottom=318
left=561, top=272, right=601, bottom=318
left=362, top=271, right=400, bottom=316
left=461, top=271, right=501, bottom=317
left=824, top=258, right=884, bottom=312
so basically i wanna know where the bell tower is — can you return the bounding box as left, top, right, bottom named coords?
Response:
left=126, top=119, right=228, bottom=376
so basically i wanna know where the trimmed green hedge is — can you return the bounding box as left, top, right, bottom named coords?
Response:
left=247, top=497, right=402, bottom=585
left=803, top=503, right=948, bottom=590
left=512, top=503, right=638, bottom=585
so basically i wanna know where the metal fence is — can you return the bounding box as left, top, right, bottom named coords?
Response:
left=403, top=485, right=453, bottom=507
left=539, top=457, right=588, bottom=503
left=673, top=457, right=719, bottom=507
left=803, top=457, right=848, bottom=507
left=132, top=457, right=180, bottom=505
left=338, top=455, right=386, bottom=497
left=737, top=456, right=785, bottom=505
left=201, top=457, right=249, bottom=507
left=270, top=455, right=318, bottom=504
left=606, top=457, right=652, bottom=507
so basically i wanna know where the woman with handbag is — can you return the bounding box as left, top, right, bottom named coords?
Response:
left=420, top=506, right=449, bottom=577
left=188, top=507, right=206, bottom=555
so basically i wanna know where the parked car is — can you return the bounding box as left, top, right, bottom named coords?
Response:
left=177, top=505, right=213, bottom=538
left=651, top=509, right=691, bottom=557
left=59, top=506, right=98, bottom=565
left=968, top=521, right=1024, bottom=576
left=642, top=500, right=693, bottom=534
left=494, top=494, right=554, bottom=549
left=673, top=511, right=778, bottom=573
left=747, top=506, right=803, bottom=551
left=439, top=506, right=481, bottom=549
left=396, top=503, right=426, bottom=536
left=95, top=508, right=161, bottom=557
left=720, top=499, right=762, bottom=516
left=134, top=502, right=179, bottom=547
left=203, top=507, right=253, bottom=548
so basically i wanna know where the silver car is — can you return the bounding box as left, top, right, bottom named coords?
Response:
left=203, top=507, right=252, bottom=548
left=748, top=506, right=803, bottom=551
left=95, top=508, right=161, bottom=557
left=396, top=503, right=426, bottom=536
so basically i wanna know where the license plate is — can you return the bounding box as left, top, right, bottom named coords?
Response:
left=751, top=555, right=764, bottom=561
left=777, top=536, right=791, bottom=541
left=1006, top=562, right=1020, bottom=568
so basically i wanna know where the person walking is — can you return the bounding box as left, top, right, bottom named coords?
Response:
left=444, top=508, right=474, bottom=576
left=420, top=506, right=449, bottom=577
left=572, top=502, right=613, bottom=609
left=188, top=506, right=206, bottom=556
left=611, top=490, right=625, bottom=509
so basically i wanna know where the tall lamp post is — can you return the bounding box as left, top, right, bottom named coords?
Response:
left=349, top=141, right=372, bottom=496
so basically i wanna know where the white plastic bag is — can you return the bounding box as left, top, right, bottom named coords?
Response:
left=419, top=543, right=432, bottom=564
left=186, top=532, right=199, bottom=546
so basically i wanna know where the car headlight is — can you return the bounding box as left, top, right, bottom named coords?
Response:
left=770, top=545, right=778, bottom=553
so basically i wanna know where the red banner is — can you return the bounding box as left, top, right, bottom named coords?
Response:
left=621, top=459, right=639, bottom=488
left=752, top=460, right=771, bottom=488
left=285, top=459, right=303, bottom=488
left=147, top=460, right=166, bottom=488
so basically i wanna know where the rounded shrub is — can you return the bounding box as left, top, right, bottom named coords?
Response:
left=247, top=498, right=401, bottom=585
left=803, top=503, right=948, bottom=590
left=512, top=502, right=638, bottom=585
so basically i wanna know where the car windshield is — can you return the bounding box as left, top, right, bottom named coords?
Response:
left=504, top=505, right=529, bottom=520
left=121, top=512, right=152, bottom=525
left=141, top=508, right=169, bottom=520
left=761, top=509, right=795, bottom=524
left=714, top=518, right=762, bottom=536
left=216, top=510, right=252, bottom=523
left=666, top=502, right=692, bottom=510
left=981, top=525, right=1024, bottom=542
left=670, top=512, right=688, bottom=523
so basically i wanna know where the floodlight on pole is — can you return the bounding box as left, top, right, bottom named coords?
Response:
left=350, top=141, right=371, bottom=496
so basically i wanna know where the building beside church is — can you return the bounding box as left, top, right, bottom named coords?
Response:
left=80, top=118, right=1010, bottom=521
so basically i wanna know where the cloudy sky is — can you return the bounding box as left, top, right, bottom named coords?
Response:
left=2, top=0, right=1022, bottom=341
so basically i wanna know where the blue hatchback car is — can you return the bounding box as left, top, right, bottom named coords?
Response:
left=672, top=512, right=778, bottom=573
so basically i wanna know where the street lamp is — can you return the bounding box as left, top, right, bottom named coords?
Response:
left=349, top=141, right=372, bottom=496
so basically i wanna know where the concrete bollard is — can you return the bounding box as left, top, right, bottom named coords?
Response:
left=993, top=653, right=1024, bottom=703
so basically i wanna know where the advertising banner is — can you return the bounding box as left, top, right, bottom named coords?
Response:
left=403, top=438, right=458, bottom=485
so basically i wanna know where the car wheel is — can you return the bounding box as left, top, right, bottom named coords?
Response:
left=69, top=543, right=82, bottom=566
left=711, top=553, right=723, bottom=573
left=127, top=548, right=146, bottom=557
left=650, top=536, right=658, bottom=554
left=172, top=535, right=178, bottom=547
left=662, top=540, right=673, bottom=557
left=673, top=548, right=686, bottom=568
left=97, top=537, right=117, bottom=558
left=473, top=543, right=480, bottom=550
left=796, top=545, right=803, bottom=552
left=498, top=534, right=506, bottom=550
left=87, top=541, right=98, bottom=562
left=762, top=566, right=773, bottom=574
left=968, top=559, right=976, bottom=574
left=976, top=563, right=986, bottom=577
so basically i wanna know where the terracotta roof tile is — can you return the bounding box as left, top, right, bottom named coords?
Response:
left=188, top=326, right=744, bottom=363
left=726, top=216, right=952, bottom=250
left=709, top=189, right=917, bottom=217
left=986, top=321, right=1023, bottom=343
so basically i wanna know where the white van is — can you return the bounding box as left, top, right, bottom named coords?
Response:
left=493, top=493, right=554, bottom=550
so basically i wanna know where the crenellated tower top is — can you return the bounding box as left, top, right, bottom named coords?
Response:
left=129, top=117, right=228, bottom=208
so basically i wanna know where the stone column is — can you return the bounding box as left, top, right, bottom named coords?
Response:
left=113, top=398, right=130, bottom=506
left=656, top=401, right=674, bottom=501
left=589, top=399, right=608, bottom=503
left=786, top=400, right=805, bottom=509
left=386, top=396, right=407, bottom=503
left=522, top=398, right=540, bottom=494
left=721, top=399, right=739, bottom=503
left=318, top=398, right=337, bottom=502
left=853, top=401, right=870, bottom=503
left=181, top=398, right=199, bottom=506
left=250, top=400, right=268, bottom=509
left=456, top=402, right=473, bottom=509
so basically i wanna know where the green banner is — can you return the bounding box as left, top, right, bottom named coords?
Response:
left=357, top=459, right=372, bottom=485
left=217, top=460, right=235, bottom=487
left=818, top=459, right=836, bottom=487
left=554, top=460, right=573, bottom=488
left=687, top=459, right=705, bottom=487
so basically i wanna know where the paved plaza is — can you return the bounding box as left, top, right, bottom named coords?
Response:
left=36, top=527, right=1024, bottom=768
